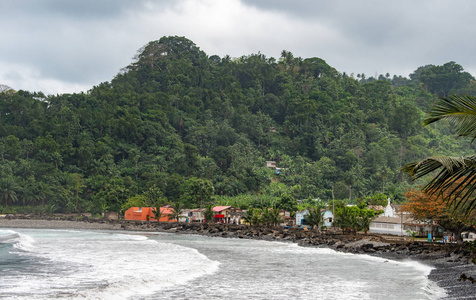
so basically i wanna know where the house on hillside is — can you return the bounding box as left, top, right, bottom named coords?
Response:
left=266, top=161, right=276, bottom=168
left=124, top=206, right=175, bottom=222
left=212, top=206, right=243, bottom=224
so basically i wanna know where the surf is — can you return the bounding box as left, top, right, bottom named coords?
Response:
left=0, top=229, right=220, bottom=300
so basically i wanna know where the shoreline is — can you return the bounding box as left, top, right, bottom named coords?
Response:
left=1, top=216, right=475, bottom=299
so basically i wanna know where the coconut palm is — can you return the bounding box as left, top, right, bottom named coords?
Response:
left=153, top=206, right=163, bottom=222
left=268, top=208, right=283, bottom=227
left=305, top=206, right=324, bottom=231
left=261, top=208, right=271, bottom=227
left=402, top=94, right=476, bottom=213
left=0, top=177, right=19, bottom=207
left=245, top=208, right=263, bottom=226
left=171, top=202, right=185, bottom=222
left=358, top=211, right=376, bottom=234
left=242, top=208, right=255, bottom=225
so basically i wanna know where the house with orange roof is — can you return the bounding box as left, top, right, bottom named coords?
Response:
left=124, top=206, right=175, bottom=222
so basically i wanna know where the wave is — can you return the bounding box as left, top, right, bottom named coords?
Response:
left=0, top=229, right=220, bottom=299
left=0, top=229, right=35, bottom=252
left=0, top=233, right=20, bottom=243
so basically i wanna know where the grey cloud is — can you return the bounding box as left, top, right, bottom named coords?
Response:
left=1, top=0, right=476, bottom=94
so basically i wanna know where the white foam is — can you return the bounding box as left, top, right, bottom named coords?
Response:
left=1, top=230, right=220, bottom=299
left=0, top=229, right=36, bottom=252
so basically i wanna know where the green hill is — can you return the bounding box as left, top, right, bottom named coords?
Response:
left=1, top=36, right=475, bottom=214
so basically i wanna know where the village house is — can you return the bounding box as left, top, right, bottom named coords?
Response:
left=322, top=210, right=334, bottom=227
left=370, top=198, right=442, bottom=237
left=187, top=208, right=205, bottom=223
left=295, top=209, right=333, bottom=227
left=279, top=210, right=295, bottom=226
left=266, top=161, right=276, bottom=168
left=212, top=206, right=242, bottom=224
left=403, top=217, right=437, bottom=237
left=124, top=206, right=175, bottom=222
left=295, top=210, right=307, bottom=226
left=462, top=231, right=476, bottom=241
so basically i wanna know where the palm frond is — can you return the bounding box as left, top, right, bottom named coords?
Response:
left=424, top=94, right=476, bottom=141
left=402, top=155, right=476, bottom=212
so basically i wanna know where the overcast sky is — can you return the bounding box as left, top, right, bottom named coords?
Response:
left=2, top=0, right=475, bottom=95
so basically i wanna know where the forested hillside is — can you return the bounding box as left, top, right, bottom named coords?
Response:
left=1, top=36, right=475, bottom=214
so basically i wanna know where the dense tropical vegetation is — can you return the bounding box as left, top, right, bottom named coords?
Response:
left=1, top=36, right=476, bottom=215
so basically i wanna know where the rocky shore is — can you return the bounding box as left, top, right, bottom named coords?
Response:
left=1, top=215, right=475, bottom=299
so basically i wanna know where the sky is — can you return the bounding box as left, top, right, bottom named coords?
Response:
left=2, top=0, right=476, bottom=95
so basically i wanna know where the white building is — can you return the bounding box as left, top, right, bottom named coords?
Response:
left=295, top=209, right=333, bottom=227
left=369, top=198, right=408, bottom=236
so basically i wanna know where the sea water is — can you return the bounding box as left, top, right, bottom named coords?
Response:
left=0, top=228, right=446, bottom=299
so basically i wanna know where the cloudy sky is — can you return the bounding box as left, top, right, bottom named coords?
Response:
left=2, top=0, right=475, bottom=95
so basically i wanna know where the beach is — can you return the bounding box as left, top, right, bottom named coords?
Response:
left=1, top=216, right=475, bottom=299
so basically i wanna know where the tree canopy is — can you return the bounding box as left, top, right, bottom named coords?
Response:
left=1, top=36, right=476, bottom=214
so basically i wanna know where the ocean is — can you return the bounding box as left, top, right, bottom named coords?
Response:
left=0, top=228, right=446, bottom=299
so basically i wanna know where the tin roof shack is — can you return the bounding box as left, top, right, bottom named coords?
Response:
left=188, top=208, right=205, bottom=223
left=279, top=210, right=295, bottom=226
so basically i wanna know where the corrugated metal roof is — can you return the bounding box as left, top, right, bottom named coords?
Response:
left=212, top=206, right=232, bottom=212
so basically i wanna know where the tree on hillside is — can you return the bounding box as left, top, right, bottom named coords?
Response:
left=418, top=62, right=474, bottom=97
left=402, top=94, right=476, bottom=214
left=0, top=177, right=19, bottom=207
left=180, top=177, right=214, bottom=208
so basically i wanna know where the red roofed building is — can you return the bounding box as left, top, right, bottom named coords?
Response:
left=212, top=206, right=242, bottom=224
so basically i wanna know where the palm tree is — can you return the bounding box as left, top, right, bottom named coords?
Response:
left=402, top=94, right=476, bottom=213
left=153, top=206, right=163, bottom=222
left=359, top=212, right=375, bottom=234
left=0, top=177, right=19, bottom=207
left=171, top=202, right=184, bottom=222
left=268, top=208, right=283, bottom=227
left=305, top=206, right=324, bottom=231
left=242, top=208, right=255, bottom=225
left=261, top=208, right=271, bottom=227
